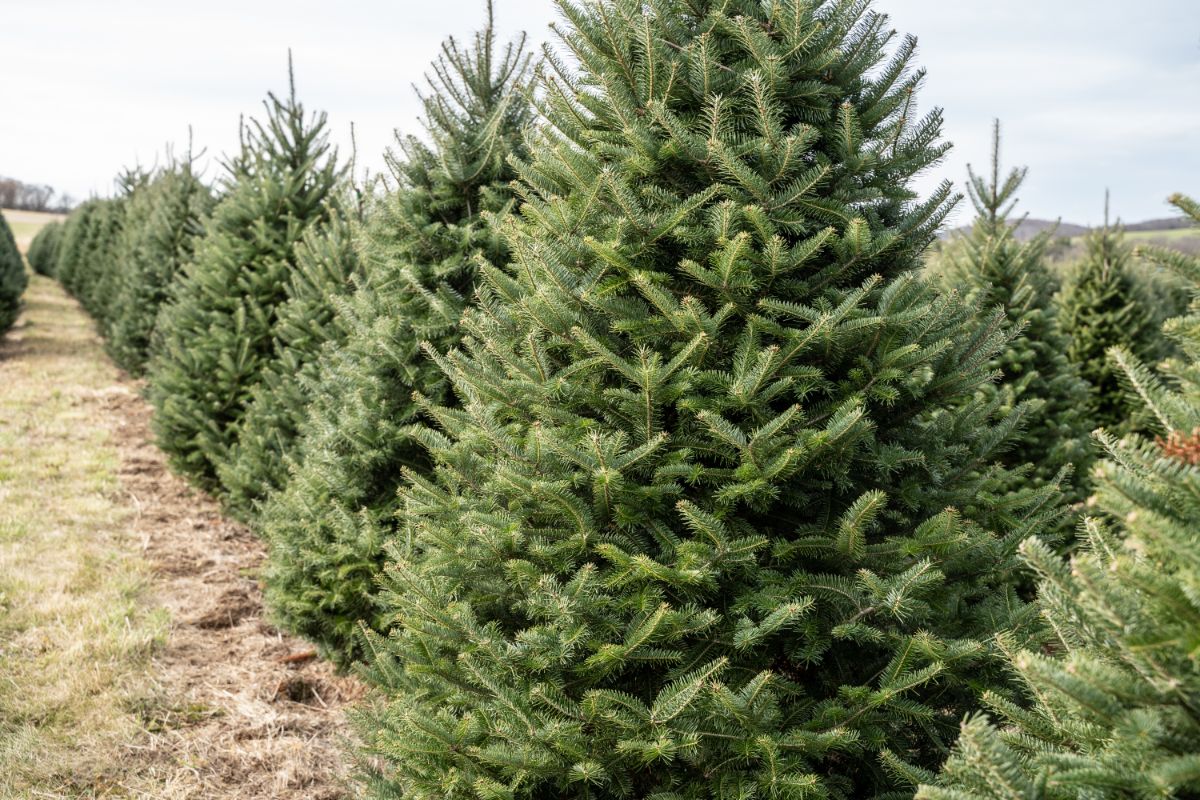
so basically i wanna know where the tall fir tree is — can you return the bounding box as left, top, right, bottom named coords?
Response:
left=218, top=200, right=365, bottom=517
left=26, top=219, right=62, bottom=277
left=1058, top=197, right=1156, bottom=435
left=260, top=5, right=534, bottom=660
left=352, top=2, right=1065, bottom=797
left=148, top=61, right=342, bottom=491
left=920, top=193, right=1200, bottom=800
left=0, top=211, right=26, bottom=333
left=936, top=122, right=1093, bottom=504
left=108, top=152, right=215, bottom=375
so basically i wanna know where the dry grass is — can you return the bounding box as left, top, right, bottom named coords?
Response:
left=0, top=276, right=357, bottom=798
left=0, top=275, right=165, bottom=797
left=1, top=208, right=65, bottom=253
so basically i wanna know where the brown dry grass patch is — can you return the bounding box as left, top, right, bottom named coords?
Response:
left=0, top=275, right=358, bottom=798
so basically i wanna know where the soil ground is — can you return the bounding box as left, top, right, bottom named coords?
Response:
left=0, top=274, right=358, bottom=798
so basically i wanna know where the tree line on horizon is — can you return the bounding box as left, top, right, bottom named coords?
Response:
left=18, top=1, right=1200, bottom=797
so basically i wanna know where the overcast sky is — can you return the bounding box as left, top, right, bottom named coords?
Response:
left=3, top=0, right=1197, bottom=225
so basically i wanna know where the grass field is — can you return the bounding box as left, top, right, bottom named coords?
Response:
left=0, top=275, right=167, bottom=797
left=2, top=208, right=65, bottom=254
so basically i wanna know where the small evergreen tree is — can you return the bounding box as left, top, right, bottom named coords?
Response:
left=353, top=2, right=1065, bottom=797
left=85, top=171, right=147, bottom=329
left=920, top=193, right=1200, bottom=800
left=218, top=202, right=364, bottom=517
left=52, top=199, right=100, bottom=289
left=148, top=62, right=342, bottom=491
left=0, top=211, right=26, bottom=333
left=108, top=153, right=214, bottom=375
left=26, top=220, right=62, bottom=277
left=260, top=5, right=534, bottom=660
left=937, top=122, right=1093, bottom=503
left=1058, top=197, right=1155, bottom=434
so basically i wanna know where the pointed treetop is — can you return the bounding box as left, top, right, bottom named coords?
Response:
left=965, top=120, right=1027, bottom=227
left=287, top=48, right=296, bottom=104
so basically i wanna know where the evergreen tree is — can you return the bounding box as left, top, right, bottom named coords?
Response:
left=54, top=199, right=102, bottom=298
left=937, top=122, right=1093, bottom=503
left=353, top=2, right=1065, bottom=797
left=148, top=62, right=342, bottom=491
left=85, top=171, right=147, bottom=328
left=108, top=153, right=214, bottom=375
left=261, top=5, right=534, bottom=659
left=26, top=220, right=62, bottom=277
left=0, top=211, right=26, bottom=333
left=920, top=193, right=1200, bottom=800
left=218, top=201, right=365, bottom=517
left=1058, top=197, right=1155, bottom=434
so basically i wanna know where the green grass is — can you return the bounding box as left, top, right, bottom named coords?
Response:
left=0, top=275, right=168, bottom=798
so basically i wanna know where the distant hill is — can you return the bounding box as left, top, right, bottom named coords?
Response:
left=947, top=216, right=1193, bottom=242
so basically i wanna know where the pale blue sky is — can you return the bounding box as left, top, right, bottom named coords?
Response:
left=3, top=0, right=1197, bottom=225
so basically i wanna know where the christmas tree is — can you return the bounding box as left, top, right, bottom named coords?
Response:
left=1058, top=196, right=1155, bottom=434
left=920, top=193, right=1200, bottom=800
left=261, top=3, right=534, bottom=660
left=107, top=152, right=215, bottom=375
left=26, top=219, right=62, bottom=277
left=51, top=198, right=99, bottom=289
left=148, top=60, right=342, bottom=491
left=85, top=171, right=148, bottom=330
left=0, top=211, right=25, bottom=333
left=353, top=2, right=1065, bottom=797
left=936, top=122, right=1093, bottom=503
left=218, top=200, right=364, bottom=517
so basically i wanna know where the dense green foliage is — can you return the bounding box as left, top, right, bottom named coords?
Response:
left=218, top=203, right=364, bottom=517
left=921, top=193, right=1200, bottom=800
left=35, top=3, right=1200, bottom=796
left=352, top=2, right=1066, bottom=797
left=936, top=124, right=1093, bottom=503
left=107, top=158, right=214, bottom=375
left=261, top=11, right=534, bottom=659
left=0, top=211, right=26, bottom=332
left=1058, top=204, right=1157, bottom=434
left=26, top=219, right=62, bottom=277
left=148, top=71, right=342, bottom=491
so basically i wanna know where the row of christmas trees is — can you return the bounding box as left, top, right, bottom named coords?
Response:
left=23, top=1, right=1200, bottom=796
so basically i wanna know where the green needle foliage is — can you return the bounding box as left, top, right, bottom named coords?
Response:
left=219, top=201, right=365, bottom=518
left=149, top=62, right=343, bottom=491
left=52, top=199, right=100, bottom=290
left=261, top=5, right=534, bottom=660
left=108, top=153, right=214, bottom=375
left=26, top=220, right=62, bottom=277
left=0, top=211, right=26, bottom=333
left=353, top=2, right=1065, bottom=797
left=921, top=193, right=1200, bottom=800
left=937, top=123, right=1093, bottom=503
left=1058, top=198, right=1156, bottom=435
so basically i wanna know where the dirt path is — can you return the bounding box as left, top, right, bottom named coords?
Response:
left=0, top=275, right=357, bottom=798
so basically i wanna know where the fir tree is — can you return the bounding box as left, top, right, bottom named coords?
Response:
left=920, top=193, right=1200, bottom=800
left=107, top=153, right=214, bottom=375
left=218, top=201, right=365, bottom=517
left=85, top=171, right=147, bottom=329
left=936, top=122, right=1093, bottom=503
left=148, top=61, right=342, bottom=491
left=26, top=220, right=62, bottom=277
left=0, top=211, right=25, bottom=333
left=261, top=5, right=534, bottom=659
left=52, top=199, right=99, bottom=290
left=353, top=2, right=1065, bottom=797
left=1058, top=197, right=1155, bottom=434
